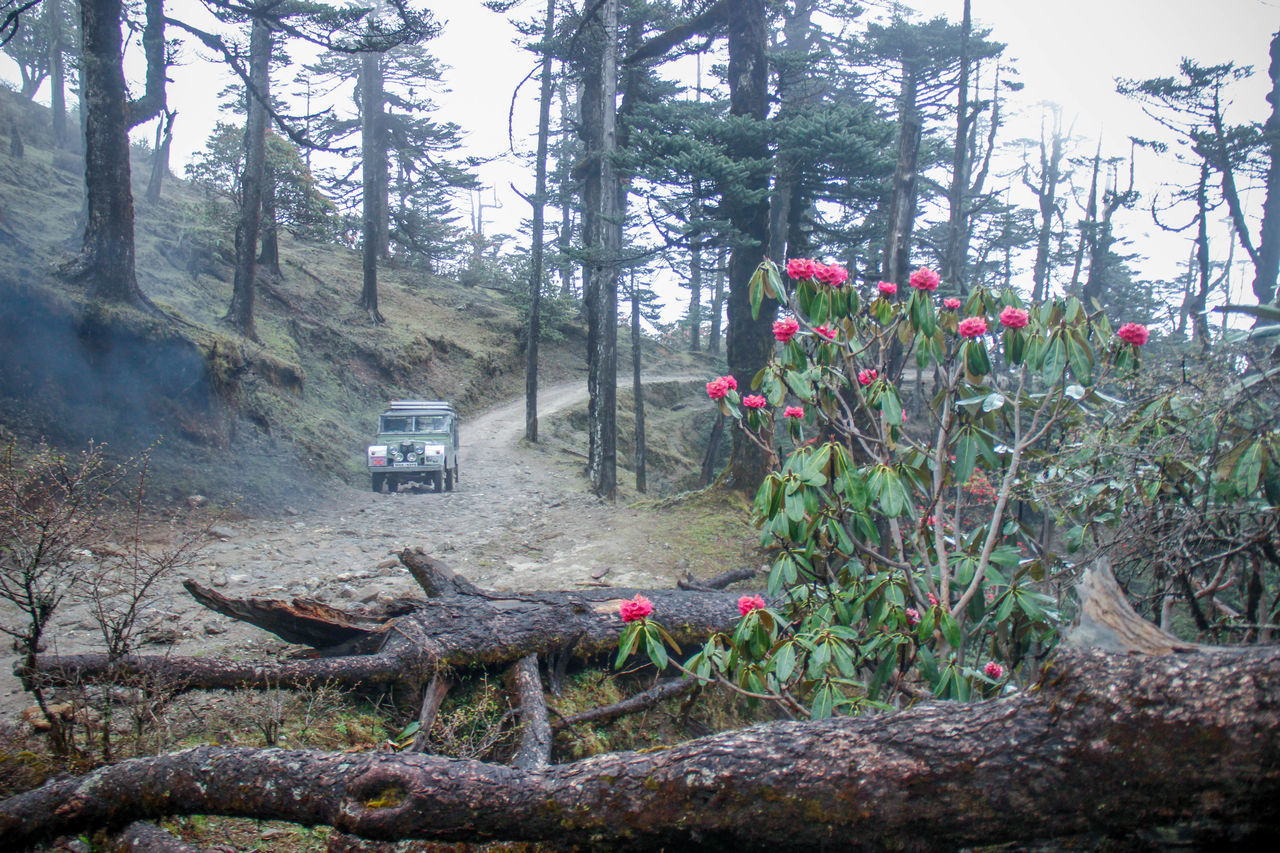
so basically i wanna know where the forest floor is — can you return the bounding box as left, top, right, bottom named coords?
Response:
left=0, top=376, right=762, bottom=718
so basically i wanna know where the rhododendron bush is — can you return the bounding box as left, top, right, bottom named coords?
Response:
left=628, top=259, right=1154, bottom=719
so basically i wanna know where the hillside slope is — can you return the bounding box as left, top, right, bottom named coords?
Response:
left=0, top=90, right=589, bottom=510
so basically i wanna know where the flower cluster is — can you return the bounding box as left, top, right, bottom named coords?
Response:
left=942, top=297, right=962, bottom=311
left=857, top=368, right=878, bottom=386
left=999, top=306, right=1029, bottom=329
left=620, top=594, right=653, bottom=623
left=706, top=375, right=738, bottom=400
left=910, top=266, right=940, bottom=292
left=905, top=607, right=921, bottom=626
left=783, top=405, right=805, bottom=419
left=743, top=395, right=767, bottom=409
left=1117, top=322, right=1149, bottom=346
left=787, top=258, right=848, bottom=286
left=738, top=594, right=766, bottom=616
left=773, top=316, right=800, bottom=342
left=878, top=281, right=897, bottom=296
left=957, top=316, right=988, bottom=338
left=984, top=661, right=1004, bottom=679
left=813, top=325, right=837, bottom=340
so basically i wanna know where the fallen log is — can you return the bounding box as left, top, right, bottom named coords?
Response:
left=3, top=564, right=1279, bottom=850
left=19, top=579, right=745, bottom=693
left=4, top=643, right=1278, bottom=850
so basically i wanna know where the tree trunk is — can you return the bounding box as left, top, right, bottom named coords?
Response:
left=258, top=164, right=282, bottom=276
left=723, top=0, right=775, bottom=491
left=1029, top=108, right=1064, bottom=302
left=1190, top=160, right=1213, bottom=344
left=688, top=213, right=703, bottom=352
left=145, top=110, right=175, bottom=205
left=359, top=51, right=386, bottom=324
left=225, top=12, right=270, bottom=340
left=1070, top=142, right=1101, bottom=295
left=66, top=0, right=148, bottom=308
left=21, top=549, right=747, bottom=694
left=708, top=245, right=725, bottom=353
left=525, top=0, right=556, bottom=444
left=9, top=643, right=1280, bottom=849
left=1253, top=29, right=1280, bottom=306
left=47, top=0, right=67, bottom=149
left=941, top=0, right=972, bottom=295
left=631, top=278, right=646, bottom=493
left=557, top=78, right=576, bottom=299
left=585, top=0, right=620, bottom=501
left=882, top=68, right=922, bottom=289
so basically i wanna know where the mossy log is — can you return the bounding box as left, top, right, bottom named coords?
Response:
left=5, top=643, right=1280, bottom=850
left=3, top=563, right=1280, bottom=850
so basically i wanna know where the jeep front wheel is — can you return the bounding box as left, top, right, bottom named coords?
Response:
left=371, top=473, right=385, bottom=493
left=445, top=466, right=455, bottom=492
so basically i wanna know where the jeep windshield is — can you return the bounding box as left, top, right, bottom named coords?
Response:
left=379, top=414, right=450, bottom=433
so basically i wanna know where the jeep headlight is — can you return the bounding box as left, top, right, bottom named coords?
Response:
left=390, top=448, right=403, bottom=461
left=406, top=452, right=417, bottom=462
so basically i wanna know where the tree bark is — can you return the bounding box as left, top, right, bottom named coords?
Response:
left=1029, top=108, right=1065, bottom=302
left=145, top=110, right=175, bottom=205
left=66, top=0, right=149, bottom=308
left=359, top=50, right=386, bottom=324
left=21, top=571, right=747, bottom=694
left=631, top=277, right=646, bottom=493
left=7, top=642, right=1280, bottom=850
left=585, top=0, right=620, bottom=501
left=225, top=10, right=270, bottom=339
left=941, top=0, right=972, bottom=295
left=258, top=164, right=282, bottom=277
left=722, top=0, right=775, bottom=491
left=882, top=68, right=922, bottom=289
left=46, top=0, right=67, bottom=149
left=708, top=245, right=725, bottom=353
left=1253, top=30, right=1280, bottom=306
left=525, top=0, right=556, bottom=444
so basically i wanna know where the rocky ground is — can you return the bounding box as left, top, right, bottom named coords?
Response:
left=0, top=378, right=760, bottom=716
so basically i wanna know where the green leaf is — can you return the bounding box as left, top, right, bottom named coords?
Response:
left=772, top=641, right=797, bottom=683
left=615, top=622, right=642, bottom=668
left=749, top=266, right=764, bottom=320
left=1233, top=440, right=1266, bottom=496
left=953, top=428, right=978, bottom=484
left=940, top=610, right=962, bottom=648
left=982, top=392, right=1006, bottom=413
left=1041, top=332, right=1067, bottom=381
left=810, top=682, right=836, bottom=720
left=877, top=468, right=909, bottom=517
left=644, top=628, right=669, bottom=670
left=880, top=386, right=903, bottom=429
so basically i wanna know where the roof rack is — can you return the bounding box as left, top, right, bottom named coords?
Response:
left=388, top=400, right=454, bottom=411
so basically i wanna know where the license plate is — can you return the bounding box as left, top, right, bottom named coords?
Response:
left=392, top=462, right=419, bottom=468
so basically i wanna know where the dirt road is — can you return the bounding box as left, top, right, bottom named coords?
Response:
left=1, top=377, right=756, bottom=715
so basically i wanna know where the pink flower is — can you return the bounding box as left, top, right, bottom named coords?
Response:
left=706, top=378, right=730, bottom=400
left=909, top=266, right=940, bottom=292
left=984, top=661, right=1004, bottom=680
left=905, top=608, right=920, bottom=626
left=957, top=316, right=988, bottom=338
left=1117, top=322, right=1149, bottom=346
left=999, top=306, right=1029, bottom=329
left=857, top=368, right=877, bottom=386
left=773, top=317, right=800, bottom=342
left=926, top=515, right=936, bottom=526
left=813, top=325, right=836, bottom=340
left=620, top=594, right=653, bottom=623
left=927, top=593, right=939, bottom=607
left=723, top=375, right=738, bottom=391
left=816, top=264, right=849, bottom=286
left=786, top=258, right=818, bottom=280
left=738, top=594, right=766, bottom=616
left=943, top=297, right=962, bottom=310
left=783, top=405, right=805, bottom=419
left=878, top=281, right=898, bottom=296
left=742, top=394, right=767, bottom=409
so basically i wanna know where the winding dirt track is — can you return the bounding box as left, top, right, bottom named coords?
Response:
left=1, top=375, right=747, bottom=715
